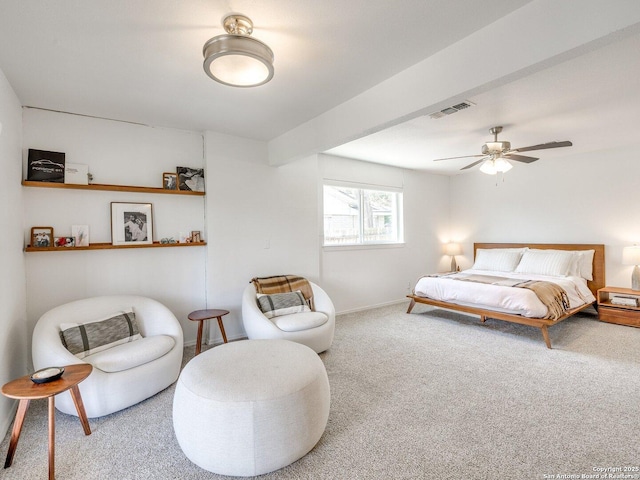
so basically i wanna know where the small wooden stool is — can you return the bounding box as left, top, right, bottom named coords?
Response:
left=2, top=364, right=93, bottom=480
left=188, top=309, right=230, bottom=355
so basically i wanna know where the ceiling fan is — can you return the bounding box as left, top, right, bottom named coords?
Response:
left=433, top=126, right=572, bottom=174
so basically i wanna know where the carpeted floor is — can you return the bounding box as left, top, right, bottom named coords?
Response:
left=2, top=303, right=639, bottom=479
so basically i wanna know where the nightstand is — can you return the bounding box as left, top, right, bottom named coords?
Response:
left=597, top=287, right=640, bottom=327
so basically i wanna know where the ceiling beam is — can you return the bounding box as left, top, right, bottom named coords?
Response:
left=268, top=0, right=640, bottom=166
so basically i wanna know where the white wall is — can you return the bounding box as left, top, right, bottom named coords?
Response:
left=204, top=132, right=320, bottom=343
left=319, top=154, right=451, bottom=312
left=202, top=144, right=452, bottom=331
left=0, top=68, right=28, bottom=438
left=450, top=146, right=640, bottom=287
left=22, top=109, right=207, bottom=350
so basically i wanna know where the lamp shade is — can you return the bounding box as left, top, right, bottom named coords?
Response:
left=622, top=245, right=640, bottom=265
left=444, top=242, right=462, bottom=256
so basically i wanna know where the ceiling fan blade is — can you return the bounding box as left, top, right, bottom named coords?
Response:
left=433, top=154, right=485, bottom=162
left=513, top=141, right=572, bottom=153
left=460, top=158, right=488, bottom=170
left=503, top=153, right=538, bottom=163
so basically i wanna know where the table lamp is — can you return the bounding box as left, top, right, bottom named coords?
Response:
left=622, top=245, right=640, bottom=291
left=444, top=243, right=462, bottom=272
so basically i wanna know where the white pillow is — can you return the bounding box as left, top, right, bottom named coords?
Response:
left=575, top=250, right=595, bottom=281
left=472, top=248, right=527, bottom=272
left=541, top=249, right=595, bottom=280
left=514, top=249, right=575, bottom=277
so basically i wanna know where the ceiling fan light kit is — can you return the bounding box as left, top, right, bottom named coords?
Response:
left=203, top=14, right=274, bottom=87
left=433, top=125, right=572, bottom=176
left=479, top=157, right=512, bottom=175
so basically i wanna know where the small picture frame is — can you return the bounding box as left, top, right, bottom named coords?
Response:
left=163, top=172, right=177, bottom=190
left=111, top=202, right=153, bottom=246
left=191, top=231, right=201, bottom=243
left=54, top=237, right=75, bottom=247
left=31, top=227, right=54, bottom=248
left=72, top=225, right=90, bottom=247
left=177, top=167, right=205, bottom=192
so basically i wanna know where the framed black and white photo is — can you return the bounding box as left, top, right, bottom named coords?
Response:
left=163, top=172, right=177, bottom=190
left=177, top=167, right=205, bottom=192
left=31, top=226, right=54, bottom=248
left=111, top=202, right=153, bottom=246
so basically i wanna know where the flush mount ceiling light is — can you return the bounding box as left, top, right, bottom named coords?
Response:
left=202, top=14, right=274, bottom=87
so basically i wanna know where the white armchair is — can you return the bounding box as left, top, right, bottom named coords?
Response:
left=32, top=295, right=183, bottom=418
left=242, top=282, right=335, bottom=353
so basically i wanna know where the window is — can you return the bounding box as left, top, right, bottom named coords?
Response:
left=323, top=184, right=403, bottom=246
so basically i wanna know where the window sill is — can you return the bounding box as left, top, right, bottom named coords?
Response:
left=322, top=243, right=405, bottom=252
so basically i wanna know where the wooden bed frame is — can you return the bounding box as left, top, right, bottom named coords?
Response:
left=406, top=243, right=606, bottom=349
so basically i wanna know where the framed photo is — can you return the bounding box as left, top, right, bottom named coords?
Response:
left=163, top=172, right=177, bottom=190
left=191, top=231, right=201, bottom=243
left=111, top=202, right=153, bottom=246
left=72, top=224, right=90, bottom=246
left=54, top=237, right=75, bottom=247
left=27, top=149, right=65, bottom=183
left=31, top=226, right=54, bottom=248
left=177, top=167, right=205, bottom=192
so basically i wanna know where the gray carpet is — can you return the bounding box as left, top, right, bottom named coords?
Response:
left=2, top=303, right=639, bottom=479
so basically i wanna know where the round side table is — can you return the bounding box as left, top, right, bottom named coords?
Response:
left=1, top=363, right=92, bottom=480
left=188, top=309, right=230, bottom=355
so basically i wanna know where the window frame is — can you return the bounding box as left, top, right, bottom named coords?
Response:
left=322, top=181, right=404, bottom=248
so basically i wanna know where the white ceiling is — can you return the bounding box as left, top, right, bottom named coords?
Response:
left=1, top=1, right=639, bottom=175
left=328, top=30, right=640, bottom=174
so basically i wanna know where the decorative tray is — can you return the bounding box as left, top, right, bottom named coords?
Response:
left=30, top=366, right=65, bottom=384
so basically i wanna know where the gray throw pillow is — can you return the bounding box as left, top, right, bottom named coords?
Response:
left=60, top=310, right=142, bottom=358
left=256, top=291, right=311, bottom=318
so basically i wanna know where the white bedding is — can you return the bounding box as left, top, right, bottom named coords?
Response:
left=413, top=269, right=595, bottom=318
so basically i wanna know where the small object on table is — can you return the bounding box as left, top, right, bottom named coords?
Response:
left=2, top=363, right=92, bottom=480
left=188, top=309, right=230, bottom=355
left=30, top=366, right=65, bottom=384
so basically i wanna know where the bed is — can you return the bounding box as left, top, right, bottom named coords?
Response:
left=406, top=243, right=606, bottom=348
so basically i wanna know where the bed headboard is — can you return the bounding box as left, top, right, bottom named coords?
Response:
left=473, top=243, right=605, bottom=297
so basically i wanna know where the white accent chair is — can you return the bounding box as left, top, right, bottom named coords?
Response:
left=32, top=295, right=183, bottom=418
left=242, top=281, right=335, bottom=353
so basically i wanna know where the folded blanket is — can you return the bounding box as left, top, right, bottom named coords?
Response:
left=517, top=280, right=570, bottom=320
left=251, top=275, right=315, bottom=311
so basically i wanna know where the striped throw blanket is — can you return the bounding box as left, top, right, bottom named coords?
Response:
left=451, top=274, right=570, bottom=320
left=251, top=275, right=315, bottom=310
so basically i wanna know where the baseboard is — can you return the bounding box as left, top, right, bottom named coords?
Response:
left=183, top=332, right=247, bottom=348
left=336, top=298, right=408, bottom=316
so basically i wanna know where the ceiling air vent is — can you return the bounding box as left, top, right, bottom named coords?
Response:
left=428, top=101, right=475, bottom=119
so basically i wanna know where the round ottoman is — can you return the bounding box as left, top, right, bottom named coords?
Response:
left=172, top=339, right=330, bottom=477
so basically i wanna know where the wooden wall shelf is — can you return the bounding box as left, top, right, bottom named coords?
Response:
left=25, top=242, right=207, bottom=252
left=22, top=180, right=205, bottom=196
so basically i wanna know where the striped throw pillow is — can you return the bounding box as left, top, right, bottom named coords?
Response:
left=256, top=291, right=311, bottom=319
left=60, top=310, right=142, bottom=359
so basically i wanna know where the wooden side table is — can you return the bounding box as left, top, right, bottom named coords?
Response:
left=188, top=309, right=230, bottom=355
left=1, top=363, right=92, bottom=480
left=597, top=286, right=640, bottom=327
